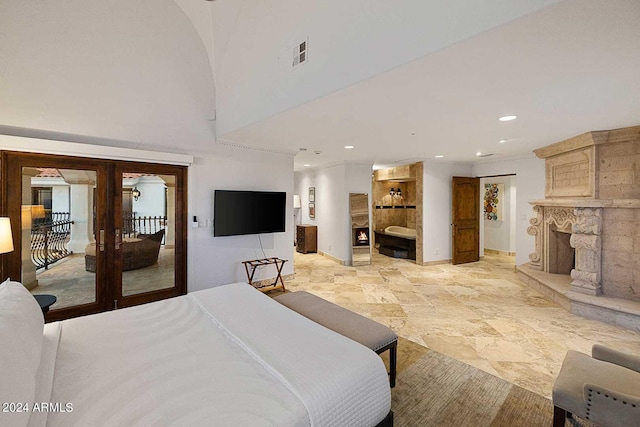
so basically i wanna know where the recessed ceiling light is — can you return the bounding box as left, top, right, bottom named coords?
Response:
left=344, top=145, right=354, bottom=149
left=434, top=155, right=444, bottom=158
left=499, top=115, right=517, bottom=121
left=476, top=152, right=483, bottom=156
left=499, top=139, right=507, bottom=143
left=304, top=164, right=311, bottom=167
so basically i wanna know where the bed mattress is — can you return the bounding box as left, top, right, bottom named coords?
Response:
left=36, top=283, right=390, bottom=427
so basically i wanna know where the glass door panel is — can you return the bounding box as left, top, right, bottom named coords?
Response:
left=2, top=152, right=108, bottom=321
left=115, top=163, right=185, bottom=307
left=24, top=167, right=99, bottom=309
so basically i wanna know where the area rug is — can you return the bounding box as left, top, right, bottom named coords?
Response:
left=386, top=338, right=594, bottom=427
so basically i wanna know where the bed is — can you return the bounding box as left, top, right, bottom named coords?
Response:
left=0, top=280, right=392, bottom=427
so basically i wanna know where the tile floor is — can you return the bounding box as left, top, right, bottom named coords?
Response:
left=285, top=251, right=640, bottom=398
left=29, top=248, right=175, bottom=309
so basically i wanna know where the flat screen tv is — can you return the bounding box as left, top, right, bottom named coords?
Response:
left=214, top=190, right=286, bottom=237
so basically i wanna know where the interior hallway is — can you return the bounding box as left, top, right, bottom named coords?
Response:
left=285, top=251, right=640, bottom=399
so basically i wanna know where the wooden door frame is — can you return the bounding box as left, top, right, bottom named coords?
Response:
left=0, top=151, right=188, bottom=320
left=113, top=161, right=187, bottom=309
left=1, top=151, right=110, bottom=320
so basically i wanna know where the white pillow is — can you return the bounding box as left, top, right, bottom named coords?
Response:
left=0, top=280, right=44, bottom=427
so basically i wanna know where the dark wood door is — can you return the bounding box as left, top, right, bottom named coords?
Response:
left=452, top=176, right=479, bottom=265
left=1, top=151, right=187, bottom=321
left=113, top=162, right=187, bottom=309
left=1, top=151, right=110, bottom=321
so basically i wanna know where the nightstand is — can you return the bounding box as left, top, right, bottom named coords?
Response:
left=34, top=294, right=57, bottom=314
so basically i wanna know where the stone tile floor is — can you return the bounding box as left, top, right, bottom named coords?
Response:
left=284, top=251, right=640, bottom=398
left=29, top=248, right=175, bottom=309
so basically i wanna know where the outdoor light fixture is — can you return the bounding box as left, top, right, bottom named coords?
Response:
left=132, top=187, right=141, bottom=201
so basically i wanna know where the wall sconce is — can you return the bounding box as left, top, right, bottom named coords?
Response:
left=132, top=187, right=141, bottom=201
left=396, top=188, right=402, bottom=197
left=0, top=217, right=14, bottom=254
left=389, top=188, right=395, bottom=197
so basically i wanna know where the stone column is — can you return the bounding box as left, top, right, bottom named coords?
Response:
left=67, top=184, right=93, bottom=253
left=527, top=205, right=543, bottom=270
left=165, top=185, right=176, bottom=249
left=570, top=207, right=602, bottom=295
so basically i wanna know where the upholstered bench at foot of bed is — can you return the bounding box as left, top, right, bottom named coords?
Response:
left=274, top=291, right=398, bottom=388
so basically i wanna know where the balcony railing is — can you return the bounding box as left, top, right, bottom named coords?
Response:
left=31, top=213, right=167, bottom=271
left=122, top=214, right=166, bottom=242
left=31, top=214, right=74, bottom=271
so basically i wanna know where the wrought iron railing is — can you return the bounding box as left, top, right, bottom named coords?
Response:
left=123, top=214, right=166, bottom=243
left=31, top=217, right=74, bottom=270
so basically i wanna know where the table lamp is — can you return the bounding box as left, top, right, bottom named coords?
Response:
left=0, top=217, right=14, bottom=254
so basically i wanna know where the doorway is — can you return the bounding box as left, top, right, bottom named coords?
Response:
left=479, top=175, right=517, bottom=259
left=1, top=151, right=187, bottom=321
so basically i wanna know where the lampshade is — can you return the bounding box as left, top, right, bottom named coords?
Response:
left=293, top=194, right=301, bottom=209
left=31, top=205, right=46, bottom=219
left=0, top=217, right=14, bottom=254
left=21, top=206, right=33, bottom=229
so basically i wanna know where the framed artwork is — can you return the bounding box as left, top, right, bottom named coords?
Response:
left=309, top=187, right=315, bottom=202
left=309, top=203, right=315, bottom=218
left=484, top=183, right=504, bottom=221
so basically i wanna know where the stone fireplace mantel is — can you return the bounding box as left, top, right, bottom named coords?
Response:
left=530, top=198, right=640, bottom=209
left=517, top=125, right=640, bottom=330
left=527, top=204, right=603, bottom=295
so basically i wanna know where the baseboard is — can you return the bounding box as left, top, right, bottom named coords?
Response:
left=318, top=251, right=347, bottom=266
left=420, top=259, right=451, bottom=266
left=484, top=248, right=515, bottom=257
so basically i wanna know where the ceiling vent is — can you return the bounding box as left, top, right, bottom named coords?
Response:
left=293, top=39, right=307, bottom=67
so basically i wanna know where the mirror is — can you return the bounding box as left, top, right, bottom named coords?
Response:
left=350, top=193, right=371, bottom=266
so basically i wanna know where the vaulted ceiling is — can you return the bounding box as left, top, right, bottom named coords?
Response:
left=206, top=0, right=640, bottom=169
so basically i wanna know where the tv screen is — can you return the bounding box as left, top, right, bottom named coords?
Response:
left=214, top=190, right=286, bottom=237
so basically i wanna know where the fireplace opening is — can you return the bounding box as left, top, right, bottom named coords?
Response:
left=548, top=226, right=575, bottom=275
left=354, top=228, right=370, bottom=246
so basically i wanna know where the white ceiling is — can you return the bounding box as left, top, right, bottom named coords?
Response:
left=216, top=0, right=640, bottom=170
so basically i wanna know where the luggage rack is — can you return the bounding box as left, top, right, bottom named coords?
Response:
left=241, top=257, right=287, bottom=292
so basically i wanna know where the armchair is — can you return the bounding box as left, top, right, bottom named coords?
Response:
left=553, top=344, right=640, bottom=427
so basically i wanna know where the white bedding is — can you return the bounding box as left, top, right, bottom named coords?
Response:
left=38, top=283, right=390, bottom=427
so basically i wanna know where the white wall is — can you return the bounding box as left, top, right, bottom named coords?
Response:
left=52, top=186, right=70, bottom=213
left=0, top=0, right=216, bottom=155
left=317, top=164, right=347, bottom=261
left=188, top=144, right=295, bottom=292
left=212, top=0, right=560, bottom=136
left=480, top=175, right=516, bottom=254
left=131, top=177, right=167, bottom=218
left=472, top=155, right=545, bottom=265
left=422, top=161, right=473, bottom=263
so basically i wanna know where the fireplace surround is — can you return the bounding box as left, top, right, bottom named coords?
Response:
left=518, top=125, right=640, bottom=329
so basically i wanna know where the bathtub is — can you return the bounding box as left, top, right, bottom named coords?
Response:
left=384, top=226, right=417, bottom=240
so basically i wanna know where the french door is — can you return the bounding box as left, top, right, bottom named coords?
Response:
left=1, top=151, right=187, bottom=321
